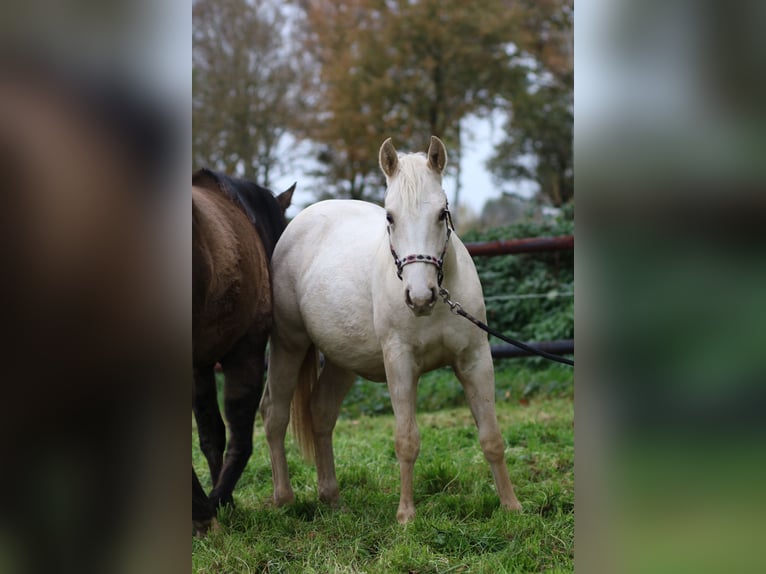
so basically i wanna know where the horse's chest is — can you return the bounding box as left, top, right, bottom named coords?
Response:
left=402, top=331, right=454, bottom=369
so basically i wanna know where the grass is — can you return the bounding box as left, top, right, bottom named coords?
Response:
left=194, top=363, right=573, bottom=573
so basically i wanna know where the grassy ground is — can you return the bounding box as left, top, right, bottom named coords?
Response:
left=193, top=363, right=573, bottom=573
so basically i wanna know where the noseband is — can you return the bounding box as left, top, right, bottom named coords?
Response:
left=387, top=206, right=454, bottom=286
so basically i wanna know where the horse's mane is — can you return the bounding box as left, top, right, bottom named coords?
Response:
left=385, top=152, right=444, bottom=213
left=192, top=168, right=286, bottom=259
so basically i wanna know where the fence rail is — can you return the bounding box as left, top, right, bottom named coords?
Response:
left=491, top=339, right=574, bottom=360
left=465, top=235, right=574, bottom=362
left=464, top=235, right=573, bottom=257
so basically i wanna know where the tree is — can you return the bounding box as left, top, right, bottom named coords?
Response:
left=488, top=78, right=573, bottom=207
left=193, top=0, right=305, bottom=187
left=488, top=0, right=574, bottom=207
left=479, top=192, right=546, bottom=228
left=294, top=0, right=516, bottom=202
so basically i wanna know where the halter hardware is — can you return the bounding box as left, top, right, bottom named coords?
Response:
left=387, top=204, right=454, bottom=286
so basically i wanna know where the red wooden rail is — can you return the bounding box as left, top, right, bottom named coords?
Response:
left=464, top=235, right=573, bottom=257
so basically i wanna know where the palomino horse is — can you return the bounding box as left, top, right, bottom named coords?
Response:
left=261, top=136, right=521, bottom=523
left=192, top=168, right=294, bottom=534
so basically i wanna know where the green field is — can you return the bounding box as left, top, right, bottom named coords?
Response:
left=193, top=363, right=573, bottom=573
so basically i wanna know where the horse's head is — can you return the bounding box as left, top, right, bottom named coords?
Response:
left=379, top=136, right=451, bottom=317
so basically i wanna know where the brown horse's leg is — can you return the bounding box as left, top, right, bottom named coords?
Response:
left=210, top=332, right=266, bottom=508
left=193, top=364, right=226, bottom=487
left=455, top=350, right=522, bottom=513
left=310, top=360, right=356, bottom=506
left=192, top=467, right=216, bottom=536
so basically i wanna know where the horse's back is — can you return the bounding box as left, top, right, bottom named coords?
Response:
left=272, top=200, right=388, bottom=378
left=275, top=199, right=383, bottom=257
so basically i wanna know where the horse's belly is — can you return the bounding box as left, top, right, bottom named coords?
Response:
left=300, top=295, right=387, bottom=381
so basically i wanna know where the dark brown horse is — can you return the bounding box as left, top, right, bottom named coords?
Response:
left=0, top=58, right=188, bottom=572
left=192, top=168, right=294, bottom=534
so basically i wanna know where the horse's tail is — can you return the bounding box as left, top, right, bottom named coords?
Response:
left=290, top=345, right=319, bottom=464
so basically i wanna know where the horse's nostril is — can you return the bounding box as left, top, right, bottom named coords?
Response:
left=406, top=286, right=437, bottom=311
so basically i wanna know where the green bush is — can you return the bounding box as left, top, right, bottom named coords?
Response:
left=341, top=363, right=574, bottom=419
left=460, top=208, right=574, bottom=345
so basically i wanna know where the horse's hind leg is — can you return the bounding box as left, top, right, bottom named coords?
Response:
left=261, top=336, right=312, bottom=507
left=192, top=467, right=217, bottom=536
left=193, top=364, right=226, bottom=486
left=210, top=332, right=267, bottom=508
left=310, top=360, right=356, bottom=506
left=455, top=350, right=522, bottom=512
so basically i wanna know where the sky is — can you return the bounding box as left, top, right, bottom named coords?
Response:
left=271, top=112, right=537, bottom=220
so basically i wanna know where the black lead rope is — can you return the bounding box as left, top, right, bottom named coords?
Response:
left=438, top=287, right=575, bottom=367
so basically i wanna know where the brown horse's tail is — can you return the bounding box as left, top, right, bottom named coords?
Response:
left=290, top=345, right=319, bottom=465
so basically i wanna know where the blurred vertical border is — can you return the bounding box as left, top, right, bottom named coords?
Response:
left=576, top=0, right=766, bottom=572
left=0, top=1, right=189, bottom=573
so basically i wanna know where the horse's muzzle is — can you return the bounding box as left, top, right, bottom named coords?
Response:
left=405, top=286, right=437, bottom=316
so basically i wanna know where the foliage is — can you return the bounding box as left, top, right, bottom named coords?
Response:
left=193, top=0, right=306, bottom=186
left=342, top=362, right=574, bottom=419
left=461, top=209, right=574, bottom=347
left=193, top=364, right=573, bottom=572
left=293, top=0, right=518, bottom=202
left=191, top=0, right=573, bottom=211
left=487, top=0, right=574, bottom=208
left=488, top=74, right=573, bottom=207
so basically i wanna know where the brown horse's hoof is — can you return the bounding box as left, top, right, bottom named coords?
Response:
left=193, top=517, right=220, bottom=537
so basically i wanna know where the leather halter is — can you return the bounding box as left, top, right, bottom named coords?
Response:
left=387, top=206, right=454, bottom=286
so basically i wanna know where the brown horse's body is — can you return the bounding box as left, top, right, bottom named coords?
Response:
left=0, top=60, right=185, bottom=572
left=191, top=170, right=293, bottom=534
left=193, top=184, right=271, bottom=363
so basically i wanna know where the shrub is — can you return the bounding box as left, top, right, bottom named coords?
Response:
left=460, top=208, right=574, bottom=345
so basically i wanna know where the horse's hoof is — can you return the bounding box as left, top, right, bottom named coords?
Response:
left=318, top=490, right=340, bottom=508
left=193, top=517, right=219, bottom=537
left=396, top=507, right=416, bottom=524
left=503, top=498, right=523, bottom=513
left=273, top=490, right=295, bottom=507
left=210, top=492, right=234, bottom=509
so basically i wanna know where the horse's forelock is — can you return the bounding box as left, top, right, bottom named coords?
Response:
left=385, top=153, right=444, bottom=213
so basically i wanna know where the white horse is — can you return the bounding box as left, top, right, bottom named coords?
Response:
left=261, top=136, right=522, bottom=523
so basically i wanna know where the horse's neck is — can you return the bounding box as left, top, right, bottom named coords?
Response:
left=252, top=218, right=279, bottom=261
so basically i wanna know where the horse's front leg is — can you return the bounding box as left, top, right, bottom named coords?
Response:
left=383, top=349, right=420, bottom=524
left=456, top=349, right=522, bottom=513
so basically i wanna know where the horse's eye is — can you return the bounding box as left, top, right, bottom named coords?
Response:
left=438, top=210, right=447, bottom=221
left=386, top=213, right=394, bottom=225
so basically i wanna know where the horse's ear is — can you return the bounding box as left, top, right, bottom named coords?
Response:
left=379, top=138, right=398, bottom=178
left=427, top=136, right=448, bottom=174
left=277, top=182, right=296, bottom=214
